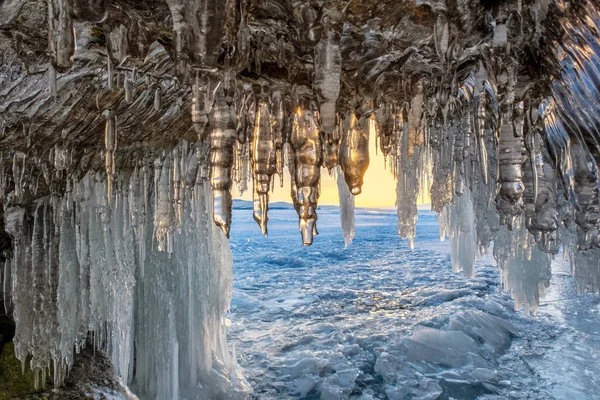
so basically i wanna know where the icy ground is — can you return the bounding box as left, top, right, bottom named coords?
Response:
left=227, top=204, right=600, bottom=400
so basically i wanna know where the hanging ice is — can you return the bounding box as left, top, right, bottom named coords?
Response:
left=315, top=29, right=342, bottom=134
left=251, top=99, right=276, bottom=235
left=447, top=187, right=478, bottom=277
left=289, top=107, right=322, bottom=245
left=4, top=0, right=600, bottom=396
left=47, top=0, right=75, bottom=72
left=210, top=89, right=237, bottom=237
left=336, top=167, right=355, bottom=247
left=396, top=111, right=420, bottom=249
left=340, top=112, right=370, bottom=195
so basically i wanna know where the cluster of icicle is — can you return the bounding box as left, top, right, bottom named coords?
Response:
left=433, top=1, right=600, bottom=312
left=2, top=147, right=247, bottom=397
left=184, top=0, right=600, bottom=315
left=3, top=4, right=600, bottom=398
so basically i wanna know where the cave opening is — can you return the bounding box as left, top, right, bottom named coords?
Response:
left=1, top=0, right=600, bottom=398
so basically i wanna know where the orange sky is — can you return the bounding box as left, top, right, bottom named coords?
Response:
left=237, top=121, right=427, bottom=208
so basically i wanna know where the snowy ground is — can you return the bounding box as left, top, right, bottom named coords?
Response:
left=227, top=204, right=600, bottom=400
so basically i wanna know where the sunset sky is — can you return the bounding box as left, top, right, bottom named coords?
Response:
left=236, top=121, right=401, bottom=208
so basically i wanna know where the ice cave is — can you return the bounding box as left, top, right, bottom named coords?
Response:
left=1, top=0, right=600, bottom=398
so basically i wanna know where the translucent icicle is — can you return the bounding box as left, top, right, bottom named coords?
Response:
left=315, top=29, right=342, bottom=134
left=210, top=91, right=237, bottom=237
left=251, top=100, right=276, bottom=235
left=448, top=186, right=478, bottom=277
left=336, top=167, right=355, bottom=247
left=340, top=112, right=370, bottom=195
left=407, top=79, right=425, bottom=157
left=290, top=107, right=322, bottom=245
left=396, top=113, right=420, bottom=249
left=272, top=91, right=286, bottom=187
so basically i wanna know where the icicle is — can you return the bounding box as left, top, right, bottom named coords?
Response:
left=396, top=111, right=421, bottom=249
left=108, top=24, right=128, bottom=66
left=12, top=152, right=26, bottom=200
left=571, top=143, right=600, bottom=249
left=154, top=155, right=176, bottom=253
left=290, top=107, right=322, bottom=245
left=103, top=111, right=117, bottom=204
left=272, top=90, right=286, bottom=187
left=192, top=74, right=220, bottom=137
left=340, top=112, right=370, bottom=195
left=497, top=97, right=524, bottom=230
left=336, top=167, right=355, bottom=247
left=47, top=0, right=75, bottom=72
left=210, top=90, right=237, bottom=237
left=251, top=99, right=276, bottom=235
left=473, top=60, right=488, bottom=184
left=407, top=79, right=425, bottom=157
left=453, top=116, right=468, bottom=196
left=315, top=29, right=342, bottom=134
left=376, top=104, right=395, bottom=156
left=494, top=222, right=551, bottom=314
left=321, top=114, right=341, bottom=172
left=448, top=186, right=478, bottom=277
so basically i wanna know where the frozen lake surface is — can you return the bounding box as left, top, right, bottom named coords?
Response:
left=228, top=205, right=600, bottom=400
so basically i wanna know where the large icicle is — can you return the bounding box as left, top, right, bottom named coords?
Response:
left=340, top=112, right=370, bottom=195
left=447, top=187, right=478, bottom=277
left=407, top=79, right=425, bottom=157
left=336, top=167, right=355, bottom=247
left=496, top=69, right=525, bottom=230
left=210, top=89, right=237, bottom=237
left=290, top=107, right=322, bottom=245
left=396, top=110, right=421, bottom=249
left=251, top=98, right=276, bottom=235
left=315, top=29, right=342, bottom=134
left=473, top=60, right=489, bottom=184
left=494, top=222, right=551, bottom=314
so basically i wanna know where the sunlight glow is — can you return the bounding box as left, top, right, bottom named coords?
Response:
left=237, top=121, right=431, bottom=208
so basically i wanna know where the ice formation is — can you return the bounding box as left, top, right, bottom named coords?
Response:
left=336, top=167, right=355, bottom=247
left=2, top=154, right=245, bottom=397
left=2, top=0, right=600, bottom=396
